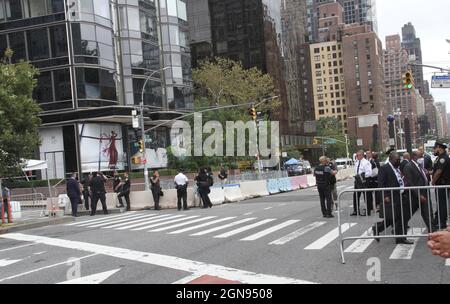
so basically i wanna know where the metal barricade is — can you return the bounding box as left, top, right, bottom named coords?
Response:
left=338, top=185, right=450, bottom=264
left=10, top=193, right=46, bottom=208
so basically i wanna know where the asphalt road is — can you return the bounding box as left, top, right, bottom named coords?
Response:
left=0, top=179, right=449, bottom=284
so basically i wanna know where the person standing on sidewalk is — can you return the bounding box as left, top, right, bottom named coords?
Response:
left=314, top=156, right=336, bottom=218
left=218, top=166, right=228, bottom=187
left=174, top=169, right=189, bottom=211
left=66, top=173, right=82, bottom=217
left=117, top=172, right=131, bottom=211
left=90, top=172, right=108, bottom=216
left=328, top=158, right=338, bottom=211
left=432, top=142, right=450, bottom=230
left=352, top=150, right=372, bottom=216
left=150, top=170, right=162, bottom=210
left=81, top=173, right=92, bottom=211
left=196, top=168, right=213, bottom=209
left=1, top=184, right=10, bottom=221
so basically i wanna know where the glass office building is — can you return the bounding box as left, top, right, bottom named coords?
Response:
left=0, top=0, right=192, bottom=178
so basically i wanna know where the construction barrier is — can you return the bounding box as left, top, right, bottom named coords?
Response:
left=9, top=201, right=22, bottom=220
left=307, top=174, right=316, bottom=187
left=224, top=185, right=244, bottom=202
left=240, top=180, right=270, bottom=198
left=278, top=178, right=292, bottom=192
left=267, top=179, right=280, bottom=194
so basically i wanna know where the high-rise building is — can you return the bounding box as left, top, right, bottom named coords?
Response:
left=383, top=34, right=419, bottom=144
left=402, top=22, right=424, bottom=94
left=342, top=24, right=387, bottom=151
left=187, top=0, right=314, bottom=146
left=435, top=102, right=449, bottom=139
left=306, top=0, right=335, bottom=43
left=338, top=0, right=378, bottom=33
left=425, top=95, right=438, bottom=135
left=309, top=2, right=347, bottom=132
left=0, top=0, right=192, bottom=178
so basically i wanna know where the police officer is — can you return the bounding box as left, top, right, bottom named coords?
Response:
left=328, top=158, right=338, bottom=210
left=314, top=156, right=337, bottom=218
left=431, top=142, right=450, bottom=229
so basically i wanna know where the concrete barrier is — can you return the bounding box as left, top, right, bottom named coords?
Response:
left=130, top=191, right=153, bottom=209
left=267, top=179, right=280, bottom=194
left=290, top=176, right=302, bottom=190
left=336, top=167, right=354, bottom=181
left=208, top=187, right=226, bottom=205
left=159, top=188, right=196, bottom=209
left=224, top=185, right=244, bottom=202
left=278, top=178, right=292, bottom=192
left=240, top=180, right=270, bottom=199
left=299, top=176, right=309, bottom=188
left=307, top=174, right=316, bottom=187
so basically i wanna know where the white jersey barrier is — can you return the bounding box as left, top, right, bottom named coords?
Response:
left=307, top=174, right=316, bottom=187
left=208, top=187, right=226, bottom=205
left=267, top=179, right=280, bottom=194
left=240, top=180, right=270, bottom=199
left=8, top=201, right=22, bottom=219
left=223, top=184, right=244, bottom=202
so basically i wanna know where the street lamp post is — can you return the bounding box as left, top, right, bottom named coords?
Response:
left=140, top=67, right=171, bottom=191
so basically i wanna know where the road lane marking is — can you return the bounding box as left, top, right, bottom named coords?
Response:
left=0, top=259, right=23, bottom=267
left=113, top=215, right=184, bottom=230
left=344, top=228, right=375, bottom=253
left=190, top=218, right=257, bottom=236
left=101, top=214, right=173, bottom=229
left=0, top=243, right=37, bottom=252
left=389, top=228, right=425, bottom=260
left=214, top=219, right=276, bottom=239
left=150, top=217, right=217, bottom=232
left=269, top=222, right=327, bottom=245
left=65, top=212, right=137, bottom=226
left=0, top=233, right=315, bottom=284
left=0, top=253, right=99, bottom=283
left=88, top=214, right=157, bottom=228
left=75, top=213, right=148, bottom=227
left=168, top=217, right=236, bottom=234
left=131, top=216, right=199, bottom=231
left=304, top=223, right=357, bottom=250
left=243, top=212, right=253, bottom=216
left=264, top=207, right=273, bottom=210
left=57, top=269, right=121, bottom=284
left=240, top=220, right=300, bottom=241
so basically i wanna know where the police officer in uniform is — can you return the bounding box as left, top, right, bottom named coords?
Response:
left=432, top=142, right=450, bottom=229
left=314, top=156, right=337, bottom=218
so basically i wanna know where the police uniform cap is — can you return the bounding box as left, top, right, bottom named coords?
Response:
left=434, top=142, right=448, bottom=149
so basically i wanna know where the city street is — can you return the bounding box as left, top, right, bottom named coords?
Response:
left=1, top=180, right=449, bottom=284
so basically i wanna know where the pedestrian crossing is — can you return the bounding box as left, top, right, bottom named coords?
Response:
left=65, top=211, right=437, bottom=260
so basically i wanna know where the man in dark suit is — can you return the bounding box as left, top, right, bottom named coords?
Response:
left=399, top=152, right=410, bottom=175
left=66, top=173, right=82, bottom=217
left=373, top=152, right=413, bottom=245
left=403, top=151, right=436, bottom=233
left=418, top=146, right=433, bottom=181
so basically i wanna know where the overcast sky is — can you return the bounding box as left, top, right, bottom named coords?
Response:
left=377, top=0, right=450, bottom=112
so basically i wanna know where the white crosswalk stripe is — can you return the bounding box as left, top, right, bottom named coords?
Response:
left=74, top=213, right=148, bottom=227
left=214, top=219, right=276, bottom=239
left=389, top=228, right=425, bottom=260
left=344, top=228, right=375, bottom=253
left=131, top=216, right=199, bottom=231
left=66, top=212, right=138, bottom=226
left=305, top=223, right=357, bottom=250
left=190, top=218, right=257, bottom=236
left=113, top=214, right=184, bottom=230
left=87, top=214, right=157, bottom=228
left=149, top=216, right=217, bottom=232
left=240, top=220, right=300, bottom=241
left=269, top=222, right=327, bottom=245
left=446, top=259, right=450, bottom=266
left=101, top=214, right=175, bottom=229
left=168, top=217, right=236, bottom=234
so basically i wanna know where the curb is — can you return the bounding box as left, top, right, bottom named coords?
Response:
left=0, top=216, right=74, bottom=235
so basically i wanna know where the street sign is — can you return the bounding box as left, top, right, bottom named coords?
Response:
left=431, top=75, right=450, bottom=88
left=132, top=116, right=139, bottom=128
left=389, top=138, right=395, bottom=146
left=325, top=139, right=337, bottom=145
left=357, top=139, right=363, bottom=146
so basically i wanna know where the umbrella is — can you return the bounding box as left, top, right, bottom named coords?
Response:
left=284, top=158, right=299, bottom=166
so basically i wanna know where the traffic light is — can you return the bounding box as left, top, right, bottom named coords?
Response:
left=248, top=107, right=257, bottom=121
left=138, top=139, right=144, bottom=153
left=403, top=70, right=414, bottom=90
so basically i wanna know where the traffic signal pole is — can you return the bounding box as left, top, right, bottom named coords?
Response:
left=140, top=101, right=150, bottom=192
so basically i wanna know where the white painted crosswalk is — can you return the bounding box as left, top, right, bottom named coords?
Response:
left=63, top=212, right=439, bottom=262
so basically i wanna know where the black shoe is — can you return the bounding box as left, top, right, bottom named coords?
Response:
left=372, top=226, right=380, bottom=243
left=326, top=214, right=334, bottom=218
left=184, top=208, right=190, bottom=211
left=350, top=212, right=358, bottom=216
left=178, top=208, right=181, bottom=211
left=155, top=207, right=161, bottom=211
left=323, top=215, right=328, bottom=218
left=209, top=204, right=213, bottom=208
left=396, top=238, right=414, bottom=245
left=359, top=212, right=367, bottom=216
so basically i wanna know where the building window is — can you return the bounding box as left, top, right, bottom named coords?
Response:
left=27, top=28, right=50, bottom=61
left=53, top=69, right=72, bottom=101
left=314, top=48, right=320, bottom=54
left=319, top=110, right=325, bottom=115
left=49, top=25, right=67, bottom=58
left=8, top=31, right=26, bottom=63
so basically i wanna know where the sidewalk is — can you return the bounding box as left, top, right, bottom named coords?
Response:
left=0, top=216, right=73, bottom=235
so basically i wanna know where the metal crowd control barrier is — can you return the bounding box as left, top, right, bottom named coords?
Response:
left=338, top=185, right=450, bottom=264
left=10, top=193, right=46, bottom=207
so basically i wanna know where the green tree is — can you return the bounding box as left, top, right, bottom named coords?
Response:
left=0, top=49, right=42, bottom=177
left=316, top=117, right=349, bottom=159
